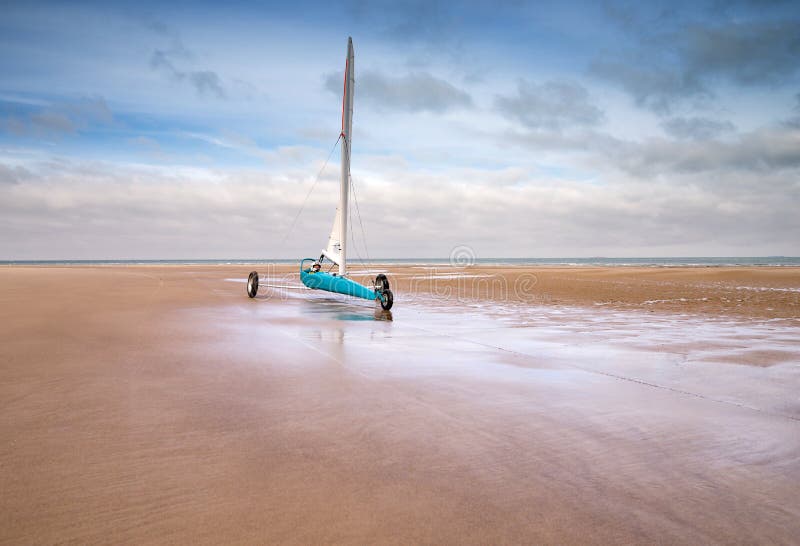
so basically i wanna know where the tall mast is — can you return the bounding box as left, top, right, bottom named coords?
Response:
left=339, top=37, right=354, bottom=276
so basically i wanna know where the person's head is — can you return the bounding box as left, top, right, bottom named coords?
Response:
left=312, top=262, right=321, bottom=271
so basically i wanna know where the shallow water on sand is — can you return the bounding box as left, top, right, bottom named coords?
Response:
left=222, top=287, right=800, bottom=542
left=246, top=284, right=800, bottom=418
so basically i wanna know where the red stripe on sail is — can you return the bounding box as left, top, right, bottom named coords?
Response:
left=341, top=58, right=348, bottom=136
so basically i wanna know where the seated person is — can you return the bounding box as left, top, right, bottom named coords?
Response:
left=310, top=262, right=321, bottom=273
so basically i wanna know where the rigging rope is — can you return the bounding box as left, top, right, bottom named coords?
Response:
left=280, top=134, right=341, bottom=245
left=349, top=173, right=373, bottom=272
left=348, top=191, right=367, bottom=273
left=276, top=132, right=374, bottom=277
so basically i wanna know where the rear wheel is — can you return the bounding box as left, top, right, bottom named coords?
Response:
left=247, top=271, right=259, bottom=298
left=375, top=273, right=389, bottom=292
left=380, top=289, right=393, bottom=310
left=375, top=274, right=393, bottom=310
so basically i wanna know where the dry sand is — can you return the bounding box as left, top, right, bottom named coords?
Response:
left=1, top=265, right=799, bottom=544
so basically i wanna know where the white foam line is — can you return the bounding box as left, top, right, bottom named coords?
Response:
left=643, top=297, right=709, bottom=304
left=735, top=286, right=800, bottom=293
left=409, top=274, right=495, bottom=280
left=346, top=269, right=390, bottom=275
left=224, top=278, right=307, bottom=290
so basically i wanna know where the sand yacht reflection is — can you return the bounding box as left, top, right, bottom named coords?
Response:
left=300, top=297, right=392, bottom=322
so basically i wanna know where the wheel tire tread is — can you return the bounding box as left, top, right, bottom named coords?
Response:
left=247, top=271, right=259, bottom=298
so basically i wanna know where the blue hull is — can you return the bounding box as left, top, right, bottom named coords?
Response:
left=300, top=259, right=379, bottom=302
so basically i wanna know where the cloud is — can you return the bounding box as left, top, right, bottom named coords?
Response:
left=503, top=119, right=800, bottom=177
left=660, top=117, right=737, bottom=140
left=1, top=97, right=113, bottom=137
left=325, top=70, right=472, bottom=113
left=503, top=128, right=622, bottom=157
left=344, top=0, right=467, bottom=62
left=608, top=127, right=800, bottom=176
left=494, top=80, right=604, bottom=130
left=785, top=92, right=800, bottom=128
left=28, top=112, right=76, bottom=134
left=129, top=136, right=173, bottom=162
left=592, top=18, right=800, bottom=114
left=177, top=131, right=325, bottom=168
left=137, top=12, right=172, bottom=36
left=589, top=59, right=705, bottom=115
left=150, top=50, right=226, bottom=99
left=0, top=93, right=50, bottom=107
left=682, top=20, right=800, bottom=85
left=0, top=163, right=32, bottom=185
left=346, top=0, right=454, bottom=43
left=0, top=157, right=344, bottom=259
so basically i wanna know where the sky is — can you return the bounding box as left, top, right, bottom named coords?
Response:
left=1, top=0, right=799, bottom=259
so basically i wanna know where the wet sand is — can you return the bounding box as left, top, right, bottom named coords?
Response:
left=350, top=264, right=800, bottom=320
left=1, top=265, right=799, bottom=544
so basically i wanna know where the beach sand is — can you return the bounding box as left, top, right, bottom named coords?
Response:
left=1, top=265, right=799, bottom=543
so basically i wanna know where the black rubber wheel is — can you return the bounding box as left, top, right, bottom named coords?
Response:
left=380, top=289, right=393, bottom=310
left=375, top=273, right=390, bottom=292
left=247, top=271, right=259, bottom=298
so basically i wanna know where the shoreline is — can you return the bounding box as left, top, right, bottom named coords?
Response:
left=3, top=257, right=800, bottom=267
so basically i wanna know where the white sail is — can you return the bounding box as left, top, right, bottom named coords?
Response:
left=322, top=206, right=343, bottom=265
left=321, top=37, right=354, bottom=276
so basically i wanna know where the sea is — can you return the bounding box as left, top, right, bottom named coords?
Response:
left=2, top=257, right=799, bottom=267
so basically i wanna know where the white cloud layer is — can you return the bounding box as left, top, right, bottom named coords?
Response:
left=2, top=135, right=798, bottom=259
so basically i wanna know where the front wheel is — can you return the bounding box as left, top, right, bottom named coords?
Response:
left=247, top=271, right=259, bottom=298
left=380, top=289, right=393, bottom=310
